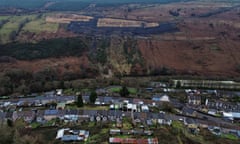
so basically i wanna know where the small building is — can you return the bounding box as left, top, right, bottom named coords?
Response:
left=0, top=111, right=5, bottom=124
left=12, top=111, right=35, bottom=123
left=5, top=112, right=13, bottom=121
left=141, top=105, right=149, bottom=112
left=56, top=102, right=66, bottom=110
left=152, top=94, right=170, bottom=102
left=208, top=126, right=221, bottom=136
left=122, top=103, right=137, bottom=112
left=44, top=110, right=59, bottom=121
left=110, top=129, right=121, bottom=135
left=157, top=113, right=172, bottom=125
left=36, top=110, right=45, bottom=123
left=56, top=128, right=89, bottom=142
left=64, top=109, right=79, bottom=122
left=188, top=95, right=201, bottom=105
left=188, top=124, right=200, bottom=134
left=182, top=107, right=197, bottom=117
left=82, top=95, right=90, bottom=104
left=208, top=109, right=217, bottom=116
left=223, top=112, right=240, bottom=120
left=56, top=89, right=63, bottom=96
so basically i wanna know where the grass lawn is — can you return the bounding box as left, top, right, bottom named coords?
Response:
left=172, top=120, right=184, bottom=130
left=66, top=104, right=109, bottom=110
left=222, top=134, right=238, bottom=140
left=122, top=117, right=133, bottom=129
left=42, top=119, right=56, bottom=127
left=30, top=122, right=41, bottom=129
left=0, top=20, right=18, bottom=42
left=22, top=15, right=59, bottom=33
left=0, top=15, right=36, bottom=43
left=108, top=86, right=137, bottom=94
left=63, top=88, right=76, bottom=95
left=128, top=88, right=137, bottom=94
left=63, top=88, right=92, bottom=95
left=0, top=16, right=10, bottom=21
left=108, top=86, right=121, bottom=93
left=0, top=14, right=59, bottom=43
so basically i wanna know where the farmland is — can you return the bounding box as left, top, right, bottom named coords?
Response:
left=0, top=14, right=61, bottom=43
left=22, top=15, right=59, bottom=33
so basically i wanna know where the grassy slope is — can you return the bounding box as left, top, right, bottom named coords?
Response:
left=22, top=14, right=59, bottom=34
left=0, top=14, right=59, bottom=43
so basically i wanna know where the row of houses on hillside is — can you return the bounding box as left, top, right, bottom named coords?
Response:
left=206, top=99, right=240, bottom=112
left=7, top=109, right=173, bottom=126
left=81, top=94, right=171, bottom=106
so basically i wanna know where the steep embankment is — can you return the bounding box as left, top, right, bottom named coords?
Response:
left=137, top=38, right=240, bottom=76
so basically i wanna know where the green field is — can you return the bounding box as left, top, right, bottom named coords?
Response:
left=0, top=16, right=31, bottom=43
left=22, top=15, right=59, bottom=34
left=222, top=134, right=239, bottom=140
left=66, top=104, right=109, bottom=110
left=0, top=16, right=10, bottom=21
left=108, top=86, right=137, bottom=94
left=0, top=14, right=59, bottom=43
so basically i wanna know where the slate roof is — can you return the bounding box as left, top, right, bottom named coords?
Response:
left=182, top=107, right=195, bottom=115
left=44, top=110, right=58, bottom=115
left=65, top=109, right=79, bottom=115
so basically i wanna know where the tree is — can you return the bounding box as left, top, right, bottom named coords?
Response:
left=7, top=119, right=13, bottom=127
left=76, top=95, right=84, bottom=107
left=161, top=103, right=175, bottom=113
left=120, top=86, right=129, bottom=97
left=90, top=91, right=97, bottom=104
left=176, top=81, right=181, bottom=88
left=60, top=80, right=65, bottom=89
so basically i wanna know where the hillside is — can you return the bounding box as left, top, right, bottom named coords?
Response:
left=0, top=0, right=240, bottom=95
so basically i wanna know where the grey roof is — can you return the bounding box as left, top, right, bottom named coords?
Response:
left=188, top=95, right=201, bottom=100
left=83, top=110, right=98, bottom=116
left=185, top=118, right=196, bottom=124
left=108, top=110, right=122, bottom=117
left=0, top=112, right=5, bottom=120
left=5, top=112, right=13, bottom=119
left=182, top=107, right=195, bottom=115
left=82, top=95, right=90, bottom=103
left=37, top=110, right=45, bottom=117
left=98, top=110, right=108, bottom=116
left=61, top=135, right=80, bottom=141
left=44, top=110, right=58, bottom=115
left=65, top=109, right=79, bottom=115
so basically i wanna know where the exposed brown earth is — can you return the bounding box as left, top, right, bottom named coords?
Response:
left=46, top=14, right=93, bottom=24
left=97, top=18, right=159, bottom=27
